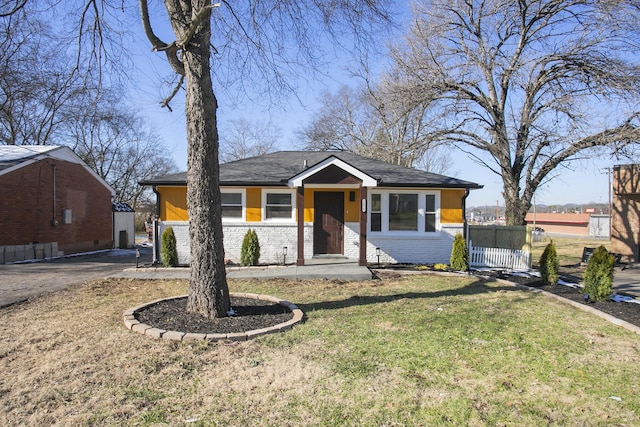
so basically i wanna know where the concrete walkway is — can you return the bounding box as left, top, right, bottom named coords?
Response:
left=613, top=264, right=640, bottom=297
left=112, top=257, right=374, bottom=282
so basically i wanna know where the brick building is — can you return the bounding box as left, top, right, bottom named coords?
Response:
left=611, top=164, right=640, bottom=262
left=0, top=146, right=115, bottom=261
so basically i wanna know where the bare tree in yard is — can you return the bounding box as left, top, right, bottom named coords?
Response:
left=391, top=0, right=640, bottom=225
left=66, top=96, right=177, bottom=207
left=300, top=83, right=452, bottom=174
left=0, top=6, right=177, bottom=209
left=139, top=1, right=392, bottom=318
left=219, top=118, right=280, bottom=163
left=0, top=13, right=85, bottom=146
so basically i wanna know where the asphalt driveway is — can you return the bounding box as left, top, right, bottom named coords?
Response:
left=0, top=247, right=152, bottom=308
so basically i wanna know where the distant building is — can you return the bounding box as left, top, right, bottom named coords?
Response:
left=112, top=202, right=135, bottom=249
left=524, top=212, right=610, bottom=238
left=611, top=164, right=640, bottom=262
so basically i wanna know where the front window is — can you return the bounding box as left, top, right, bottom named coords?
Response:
left=389, top=193, right=418, bottom=231
left=221, top=192, right=243, bottom=218
left=425, top=194, right=436, bottom=232
left=371, top=193, right=382, bottom=232
left=370, top=191, right=440, bottom=233
left=265, top=192, right=293, bottom=220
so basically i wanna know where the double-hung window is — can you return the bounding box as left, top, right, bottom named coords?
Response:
left=221, top=190, right=244, bottom=220
left=263, top=190, right=295, bottom=221
left=425, top=194, right=436, bottom=232
left=371, top=194, right=382, bottom=232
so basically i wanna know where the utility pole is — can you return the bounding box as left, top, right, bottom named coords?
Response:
left=608, top=167, right=612, bottom=240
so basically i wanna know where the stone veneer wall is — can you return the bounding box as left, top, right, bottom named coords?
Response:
left=0, top=242, right=60, bottom=264
left=158, top=221, right=313, bottom=265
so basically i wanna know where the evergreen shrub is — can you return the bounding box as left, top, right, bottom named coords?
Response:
left=539, top=240, right=559, bottom=285
left=450, top=233, right=469, bottom=271
left=583, top=245, right=615, bottom=302
left=240, top=229, right=260, bottom=266
left=160, top=226, right=178, bottom=267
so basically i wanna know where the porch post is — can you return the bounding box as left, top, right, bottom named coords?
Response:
left=359, top=186, right=368, bottom=266
left=296, top=186, right=305, bottom=266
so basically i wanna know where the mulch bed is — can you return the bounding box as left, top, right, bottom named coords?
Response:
left=478, top=266, right=640, bottom=329
left=136, top=296, right=293, bottom=335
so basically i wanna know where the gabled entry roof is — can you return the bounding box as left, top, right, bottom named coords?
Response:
left=288, top=156, right=378, bottom=187
left=140, top=151, right=483, bottom=189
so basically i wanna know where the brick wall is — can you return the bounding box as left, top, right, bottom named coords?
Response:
left=0, top=158, right=113, bottom=254
left=611, top=165, right=640, bottom=261
left=611, top=194, right=640, bottom=260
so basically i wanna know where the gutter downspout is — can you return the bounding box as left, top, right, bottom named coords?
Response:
left=462, top=188, right=471, bottom=272
left=152, top=186, right=161, bottom=265
left=462, top=188, right=470, bottom=239
left=51, top=163, right=58, bottom=226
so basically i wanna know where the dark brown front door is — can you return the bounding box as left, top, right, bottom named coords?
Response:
left=314, top=192, right=344, bottom=255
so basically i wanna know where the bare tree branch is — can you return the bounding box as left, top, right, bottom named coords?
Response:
left=160, top=75, right=185, bottom=112
left=0, top=0, right=27, bottom=17
left=391, top=0, right=640, bottom=224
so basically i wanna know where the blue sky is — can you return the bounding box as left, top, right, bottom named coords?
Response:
left=133, top=87, right=614, bottom=209
left=127, top=5, right=617, bottom=210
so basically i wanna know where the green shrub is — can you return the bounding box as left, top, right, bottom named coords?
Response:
left=449, top=233, right=469, bottom=271
left=160, top=226, right=178, bottom=267
left=539, top=240, right=559, bottom=285
left=583, top=245, right=615, bottom=302
left=240, top=229, right=260, bottom=266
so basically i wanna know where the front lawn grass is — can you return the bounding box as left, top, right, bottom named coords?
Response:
left=1, top=274, right=638, bottom=426
left=531, top=235, right=611, bottom=266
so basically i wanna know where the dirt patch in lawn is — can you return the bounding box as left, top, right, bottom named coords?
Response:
left=136, top=296, right=294, bottom=335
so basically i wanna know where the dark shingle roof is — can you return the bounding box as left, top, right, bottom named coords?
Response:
left=112, top=202, right=135, bottom=212
left=140, top=151, right=482, bottom=189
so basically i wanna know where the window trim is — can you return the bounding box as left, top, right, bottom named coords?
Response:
left=220, top=188, right=246, bottom=222
left=368, top=190, right=440, bottom=235
left=261, top=188, right=297, bottom=222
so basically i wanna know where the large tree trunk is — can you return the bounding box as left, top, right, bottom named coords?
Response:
left=502, top=175, right=530, bottom=226
left=182, top=14, right=230, bottom=318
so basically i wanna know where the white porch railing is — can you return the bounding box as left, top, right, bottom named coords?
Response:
left=468, top=241, right=530, bottom=270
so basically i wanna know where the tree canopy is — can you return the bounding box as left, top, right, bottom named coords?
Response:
left=390, top=0, right=640, bottom=224
left=299, top=83, right=453, bottom=174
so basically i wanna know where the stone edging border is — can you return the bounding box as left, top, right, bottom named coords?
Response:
left=123, top=292, right=304, bottom=341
